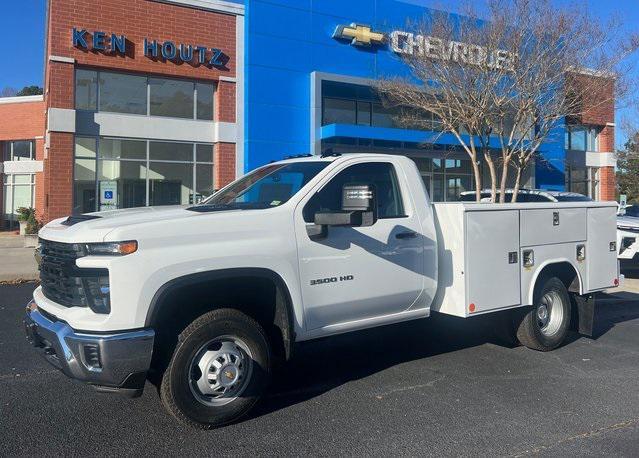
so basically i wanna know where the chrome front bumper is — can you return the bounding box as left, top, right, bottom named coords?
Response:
left=23, top=301, right=154, bottom=396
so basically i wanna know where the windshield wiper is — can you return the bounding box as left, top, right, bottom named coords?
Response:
left=186, top=202, right=273, bottom=212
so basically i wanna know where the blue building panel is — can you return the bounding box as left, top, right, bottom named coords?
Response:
left=244, top=0, right=570, bottom=194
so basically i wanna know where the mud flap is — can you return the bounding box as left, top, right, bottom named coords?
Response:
left=573, top=293, right=596, bottom=337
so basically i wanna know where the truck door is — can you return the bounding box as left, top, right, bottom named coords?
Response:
left=294, top=160, right=425, bottom=330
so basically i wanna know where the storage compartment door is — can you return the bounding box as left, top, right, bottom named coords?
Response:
left=466, top=211, right=521, bottom=313
left=587, top=206, right=618, bottom=290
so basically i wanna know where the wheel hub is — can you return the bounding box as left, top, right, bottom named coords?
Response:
left=189, top=338, right=253, bottom=406
left=537, top=304, right=549, bottom=326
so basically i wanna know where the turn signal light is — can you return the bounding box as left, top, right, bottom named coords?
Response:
left=85, top=241, right=138, bottom=256
left=613, top=278, right=619, bottom=287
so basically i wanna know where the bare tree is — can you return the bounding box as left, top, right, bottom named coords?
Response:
left=376, top=0, right=638, bottom=202
left=1, top=86, right=17, bottom=98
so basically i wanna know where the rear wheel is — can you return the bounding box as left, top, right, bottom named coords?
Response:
left=160, top=308, right=271, bottom=429
left=516, top=277, right=571, bottom=351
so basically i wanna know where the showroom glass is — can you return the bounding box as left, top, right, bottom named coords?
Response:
left=75, top=69, right=214, bottom=120
left=409, top=157, right=474, bottom=202
left=565, top=125, right=599, bottom=151
left=99, top=72, right=147, bottom=114
left=3, top=140, right=34, bottom=161
left=150, top=78, right=194, bottom=118
left=73, top=136, right=215, bottom=214
left=204, top=162, right=330, bottom=209
left=302, top=162, right=405, bottom=222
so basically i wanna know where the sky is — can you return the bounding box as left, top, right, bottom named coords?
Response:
left=1, top=0, right=638, bottom=146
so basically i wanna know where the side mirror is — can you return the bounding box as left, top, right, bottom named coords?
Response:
left=306, top=184, right=377, bottom=240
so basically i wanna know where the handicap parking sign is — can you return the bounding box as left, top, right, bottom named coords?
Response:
left=104, top=191, right=113, bottom=199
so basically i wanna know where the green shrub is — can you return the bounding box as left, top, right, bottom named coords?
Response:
left=16, top=207, right=35, bottom=223
left=25, top=213, right=42, bottom=235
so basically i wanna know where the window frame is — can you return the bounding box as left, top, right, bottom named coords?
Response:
left=302, top=160, right=408, bottom=223
left=74, top=68, right=216, bottom=121
left=3, top=140, right=35, bottom=161
left=73, top=135, right=215, bottom=213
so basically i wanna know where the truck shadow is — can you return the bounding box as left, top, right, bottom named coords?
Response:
left=250, top=295, right=639, bottom=420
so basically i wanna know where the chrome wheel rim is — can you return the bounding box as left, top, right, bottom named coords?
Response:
left=537, top=291, right=564, bottom=337
left=188, top=336, right=253, bottom=407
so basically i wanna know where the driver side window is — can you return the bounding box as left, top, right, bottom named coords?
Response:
left=303, top=162, right=405, bottom=223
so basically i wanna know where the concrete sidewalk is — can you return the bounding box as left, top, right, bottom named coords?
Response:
left=0, top=234, right=39, bottom=282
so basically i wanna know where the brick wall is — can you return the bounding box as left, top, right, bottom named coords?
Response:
left=0, top=100, right=45, bottom=140
left=214, top=142, right=236, bottom=187
left=42, top=0, right=239, bottom=222
left=43, top=133, right=74, bottom=222
left=0, top=99, right=46, bottom=228
left=47, top=0, right=236, bottom=81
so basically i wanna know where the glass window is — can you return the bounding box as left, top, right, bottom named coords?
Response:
left=98, top=160, right=148, bottom=210
left=357, top=101, right=371, bottom=126
left=569, top=127, right=587, bottom=151
left=76, top=69, right=98, bottom=110
left=100, top=138, right=146, bottom=160
left=75, top=137, right=97, bottom=158
left=196, top=83, right=215, bottom=120
left=99, top=72, right=147, bottom=115
left=150, top=78, right=194, bottom=119
left=149, top=141, right=193, bottom=162
left=303, top=162, right=405, bottom=222
left=148, top=162, right=194, bottom=206
left=432, top=174, right=444, bottom=202
left=323, top=98, right=356, bottom=125
left=445, top=175, right=472, bottom=201
left=372, top=103, right=396, bottom=128
left=74, top=158, right=97, bottom=213
left=196, top=164, right=215, bottom=203
left=411, top=157, right=432, bottom=173
left=4, top=141, right=33, bottom=161
left=196, top=144, right=213, bottom=163
left=445, top=159, right=472, bottom=174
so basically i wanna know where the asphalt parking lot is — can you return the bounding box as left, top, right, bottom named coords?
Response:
left=2, top=277, right=639, bottom=457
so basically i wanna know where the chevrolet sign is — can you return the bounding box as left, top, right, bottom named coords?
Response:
left=332, top=23, right=385, bottom=47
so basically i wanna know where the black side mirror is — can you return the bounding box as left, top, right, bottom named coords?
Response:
left=306, top=184, right=377, bottom=240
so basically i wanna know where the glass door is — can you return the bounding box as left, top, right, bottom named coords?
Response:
left=2, top=174, right=35, bottom=230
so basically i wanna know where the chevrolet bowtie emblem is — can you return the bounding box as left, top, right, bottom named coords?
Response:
left=333, top=23, right=385, bottom=47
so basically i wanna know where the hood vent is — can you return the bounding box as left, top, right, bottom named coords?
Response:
left=61, top=215, right=102, bottom=226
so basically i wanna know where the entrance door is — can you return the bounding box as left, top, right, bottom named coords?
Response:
left=294, top=159, right=425, bottom=330
left=2, top=174, right=34, bottom=230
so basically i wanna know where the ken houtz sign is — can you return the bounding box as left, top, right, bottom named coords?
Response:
left=333, top=23, right=515, bottom=71
left=72, top=28, right=224, bottom=67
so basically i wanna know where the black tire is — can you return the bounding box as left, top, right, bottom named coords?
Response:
left=160, top=308, right=271, bottom=429
left=516, top=277, right=571, bottom=351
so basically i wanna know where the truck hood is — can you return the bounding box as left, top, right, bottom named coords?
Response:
left=39, top=205, right=238, bottom=243
left=618, top=215, right=639, bottom=230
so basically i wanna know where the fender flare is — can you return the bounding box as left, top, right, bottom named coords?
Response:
left=145, top=267, right=296, bottom=352
left=527, top=258, right=584, bottom=305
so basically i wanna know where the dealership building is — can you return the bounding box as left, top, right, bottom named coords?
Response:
left=0, top=0, right=617, bottom=229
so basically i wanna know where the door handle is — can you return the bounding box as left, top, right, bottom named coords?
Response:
left=395, top=231, right=417, bottom=240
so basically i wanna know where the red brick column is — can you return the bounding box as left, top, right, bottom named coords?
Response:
left=216, top=80, right=236, bottom=123
left=43, top=133, right=74, bottom=222
left=598, top=125, right=616, bottom=201
left=214, top=143, right=236, bottom=188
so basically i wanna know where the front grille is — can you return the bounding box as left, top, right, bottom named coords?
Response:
left=39, top=239, right=110, bottom=311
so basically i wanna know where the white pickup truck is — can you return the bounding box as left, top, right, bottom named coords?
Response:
left=24, top=153, right=619, bottom=428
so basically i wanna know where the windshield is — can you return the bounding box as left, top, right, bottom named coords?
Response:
left=624, top=206, right=639, bottom=217
left=195, top=161, right=329, bottom=210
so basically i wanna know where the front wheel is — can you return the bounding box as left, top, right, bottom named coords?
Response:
left=160, top=308, right=271, bottom=429
left=516, top=277, right=571, bottom=351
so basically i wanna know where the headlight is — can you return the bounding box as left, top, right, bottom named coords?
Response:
left=85, top=241, right=138, bottom=256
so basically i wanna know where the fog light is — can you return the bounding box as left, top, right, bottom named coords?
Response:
left=83, top=344, right=101, bottom=369
left=523, top=249, right=534, bottom=268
